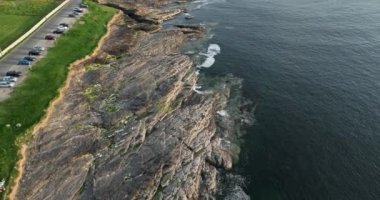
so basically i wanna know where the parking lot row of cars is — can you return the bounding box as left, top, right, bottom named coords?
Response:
left=1, top=4, right=88, bottom=88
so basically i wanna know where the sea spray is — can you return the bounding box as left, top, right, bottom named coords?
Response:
left=192, top=85, right=213, bottom=94
left=217, top=110, right=229, bottom=117
left=197, top=44, right=221, bottom=68
left=192, top=0, right=227, bottom=10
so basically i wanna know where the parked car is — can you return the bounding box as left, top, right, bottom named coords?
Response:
left=58, top=25, right=68, bottom=30
left=18, top=59, right=31, bottom=65
left=73, top=7, right=84, bottom=13
left=68, top=13, right=76, bottom=17
left=45, top=35, right=55, bottom=40
left=59, top=23, right=69, bottom=27
left=0, top=81, right=14, bottom=88
left=23, top=56, right=36, bottom=61
left=79, top=3, right=88, bottom=8
left=0, top=76, right=17, bottom=82
left=53, top=26, right=66, bottom=34
left=33, top=46, right=45, bottom=51
left=6, top=71, right=22, bottom=77
left=53, top=28, right=65, bottom=34
left=28, top=50, right=42, bottom=56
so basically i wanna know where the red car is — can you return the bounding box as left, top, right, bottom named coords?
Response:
left=45, top=35, right=55, bottom=40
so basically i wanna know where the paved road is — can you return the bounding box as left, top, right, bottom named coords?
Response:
left=0, top=0, right=84, bottom=101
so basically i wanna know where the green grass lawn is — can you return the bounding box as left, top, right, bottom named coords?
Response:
left=0, top=0, right=116, bottom=192
left=0, top=0, right=61, bottom=49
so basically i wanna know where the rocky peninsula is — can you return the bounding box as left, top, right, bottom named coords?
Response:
left=12, top=0, right=253, bottom=199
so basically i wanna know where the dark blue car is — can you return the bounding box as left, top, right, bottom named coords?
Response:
left=23, top=56, right=36, bottom=61
left=18, top=59, right=31, bottom=65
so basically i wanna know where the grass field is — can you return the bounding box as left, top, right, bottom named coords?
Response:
left=0, top=0, right=61, bottom=49
left=0, top=0, right=116, bottom=192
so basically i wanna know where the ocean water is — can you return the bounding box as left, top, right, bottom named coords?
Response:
left=176, top=0, right=380, bottom=199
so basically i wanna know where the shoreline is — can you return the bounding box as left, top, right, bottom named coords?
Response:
left=7, top=145, right=26, bottom=200
left=7, top=10, right=123, bottom=200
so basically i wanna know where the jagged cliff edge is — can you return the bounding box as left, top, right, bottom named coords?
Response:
left=13, top=1, right=253, bottom=199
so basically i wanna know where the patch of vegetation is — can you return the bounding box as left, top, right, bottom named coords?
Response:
left=100, top=128, right=111, bottom=139
left=0, top=0, right=116, bottom=192
left=155, top=99, right=174, bottom=114
left=101, top=94, right=119, bottom=112
left=84, top=84, right=102, bottom=102
left=84, top=63, right=104, bottom=71
left=0, top=0, right=59, bottom=15
left=104, top=54, right=119, bottom=63
left=119, top=112, right=134, bottom=125
left=0, top=0, right=60, bottom=49
left=152, top=185, right=164, bottom=200
left=72, top=123, right=85, bottom=132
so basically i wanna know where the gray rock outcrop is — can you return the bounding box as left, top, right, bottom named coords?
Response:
left=15, top=2, right=251, bottom=200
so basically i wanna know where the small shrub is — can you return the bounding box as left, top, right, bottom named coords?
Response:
left=84, top=84, right=102, bottom=102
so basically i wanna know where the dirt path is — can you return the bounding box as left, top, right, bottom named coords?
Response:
left=7, top=11, right=123, bottom=200
left=7, top=145, right=26, bottom=200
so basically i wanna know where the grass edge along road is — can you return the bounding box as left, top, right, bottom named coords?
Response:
left=0, top=0, right=61, bottom=50
left=0, top=0, right=116, bottom=195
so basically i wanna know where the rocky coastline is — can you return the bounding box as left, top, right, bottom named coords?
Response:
left=12, top=1, right=253, bottom=199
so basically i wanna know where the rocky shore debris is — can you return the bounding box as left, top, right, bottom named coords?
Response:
left=174, top=24, right=205, bottom=36
left=13, top=1, right=253, bottom=199
left=184, top=13, right=194, bottom=20
left=98, top=0, right=182, bottom=24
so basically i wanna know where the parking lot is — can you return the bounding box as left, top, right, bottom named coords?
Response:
left=0, top=0, right=85, bottom=101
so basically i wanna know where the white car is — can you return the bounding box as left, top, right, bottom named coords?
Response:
left=0, top=81, right=15, bottom=88
left=73, top=7, right=84, bottom=12
left=0, top=76, right=18, bottom=82
left=57, top=25, right=68, bottom=30
left=33, top=46, right=45, bottom=51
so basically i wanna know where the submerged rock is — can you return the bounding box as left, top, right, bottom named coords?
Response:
left=174, top=24, right=205, bottom=37
left=224, top=187, right=251, bottom=200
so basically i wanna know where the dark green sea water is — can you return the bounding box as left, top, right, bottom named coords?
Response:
left=170, top=0, right=380, bottom=199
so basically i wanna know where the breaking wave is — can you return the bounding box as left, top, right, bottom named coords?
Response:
left=192, top=0, right=227, bottom=10
left=192, top=85, right=213, bottom=95
left=216, top=110, right=229, bottom=117
left=197, top=44, right=221, bottom=68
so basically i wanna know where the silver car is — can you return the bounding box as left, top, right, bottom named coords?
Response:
left=33, top=46, right=45, bottom=52
left=0, top=76, right=18, bottom=82
left=0, top=81, right=14, bottom=88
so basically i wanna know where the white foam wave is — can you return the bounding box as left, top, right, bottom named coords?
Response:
left=208, top=44, right=221, bottom=54
left=184, top=50, right=196, bottom=55
left=194, top=89, right=213, bottom=95
left=192, top=0, right=226, bottom=9
left=198, top=57, right=215, bottom=68
left=195, top=4, right=202, bottom=9
left=192, top=85, right=213, bottom=95
left=216, top=110, right=229, bottom=117
left=197, top=44, right=221, bottom=68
